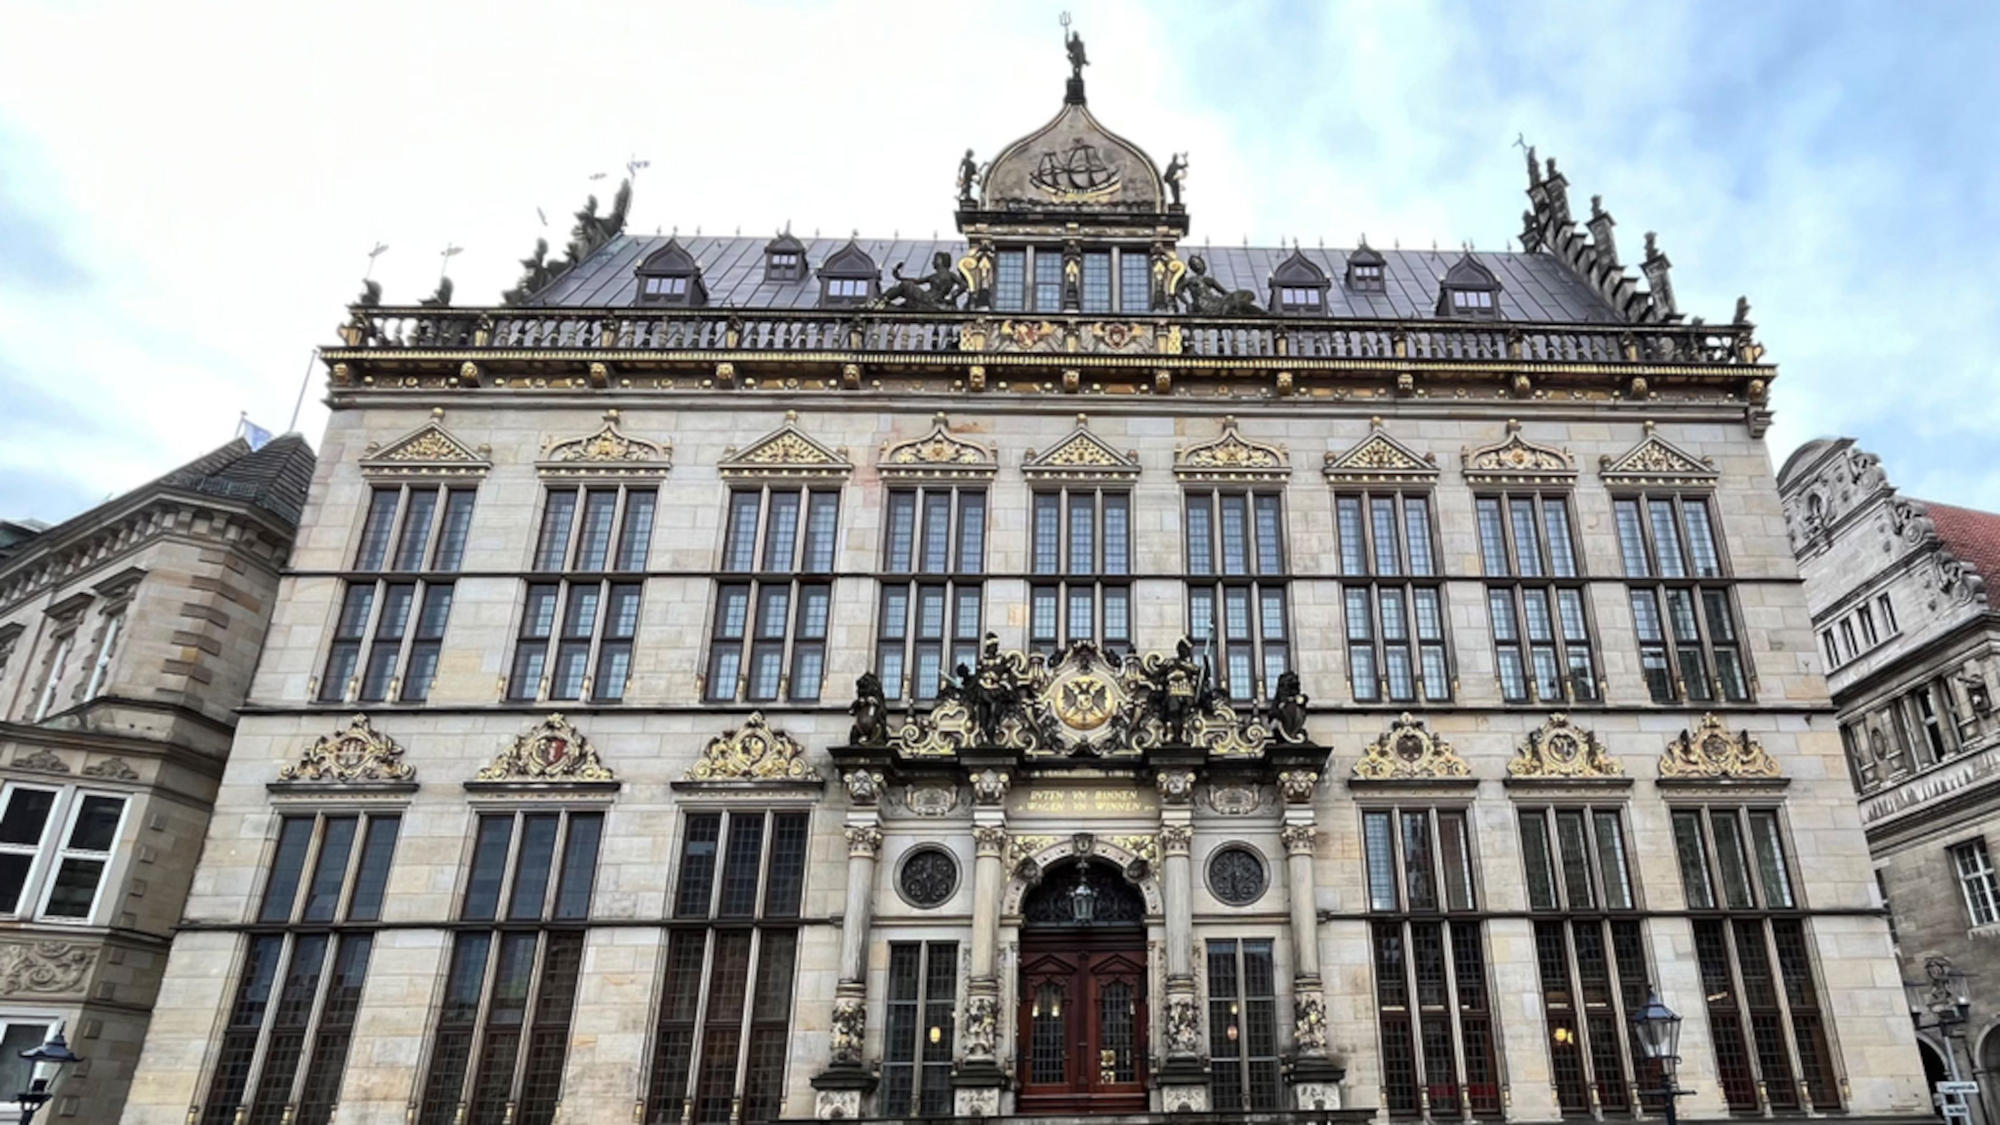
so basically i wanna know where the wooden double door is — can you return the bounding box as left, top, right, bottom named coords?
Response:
left=1016, top=930, right=1149, bottom=1114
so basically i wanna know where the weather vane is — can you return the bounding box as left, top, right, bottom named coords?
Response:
left=439, top=243, right=462, bottom=282
left=363, top=242, right=389, bottom=280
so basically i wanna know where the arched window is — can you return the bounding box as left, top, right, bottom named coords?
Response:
left=818, top=238, right=879, bottom=307
left=764, top=229, right=806, bottom=283
left=633, top=238, right=707, bottom=307
left=1267, top=249, right=1329, bottom=315
left=1436, top=252, right=1502, bottom=319
left=1346, top=241, right=1387, bottom=292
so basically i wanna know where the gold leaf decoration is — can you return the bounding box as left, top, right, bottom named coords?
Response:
left=880, top=413, right=997, bottom=479
left=1023, top=415, right=1142, bottom=480
left=1324, top=419, right=1438, bottom=485
left=1507, top=713, right=1621, bottom=779
left=477, top=714, right=614, bottom=783
left=686, top=712, right=819, bottom=782
left=279, top=714, right=414, bottom=784
left=541, top=414, right=671, bottom=469
left=719, top=412, right=852, bottom=480
left=1353, top=713, right=1470, bottom=780
left=363, top=420, right=491, bottom=478
left=1175, top=416, right=1289, bottom=480
left=1598, top=422, right=1718, bottom=487
left=1462, top=419, right=1575, bottom=485
left=1658, top=714, right=1782, bottom=780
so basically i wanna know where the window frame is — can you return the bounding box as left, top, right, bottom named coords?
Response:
left=1474, top=490, right=1599, bottom=705
left=882, top=940, right=959, bottom=1116
left=0, top=1015, right=60, bottom=1115
left=1029, top=487, right=1133, bottom=660
left=1184, top=487, right=1292, bottom=702
left=0, top=782, right=129, bottom=926
left=506, top=484, right=653, bottom=704
left=1206, top=937, right=1283, bottom=1111
left=877, top=486, right=985, bottom=703
left=28, top=622, right=78, bottom=723
left=324, top=483, right=477, bottom=705
left=705, top=485, right=840, bottom=704
left=990, top=245, right=1154, bottom=314
left=1952, top=837, right=2000, bottom=928
left=1613, top=491, right=1752, bottom=705
left=1336, top=489, right=1451, bottom=704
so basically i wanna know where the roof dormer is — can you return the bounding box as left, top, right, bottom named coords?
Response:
left=1268, top=248, right=1329, bottom=316
left=1346, top=241, right=1386, bottom=292
left=818, top=239, right=879, bottom=307
left=634, top=238, right=707, bottom=307
left=1436, top=252, right=1501, bottom=318
left=765, top=229, right=807, bottom=283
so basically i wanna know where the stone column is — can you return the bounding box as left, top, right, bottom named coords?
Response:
left=1154, top=766, right=1209, bottom=1111
left=813, top=770, right=883, bottom=1119
left=1278, top=768, right=1342, bottom=1110
left=956, top=767, right=1012, bottom=1116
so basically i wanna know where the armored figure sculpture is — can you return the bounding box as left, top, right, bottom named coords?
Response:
left=1164, top=152, right=1187, bottom=207
left=969, top=633, right=1022, bottom=743
left=957, top=147, right=980, bottom=204
left=876, top=251, right=966, bottom=311
left=1153, top=637, right=1204, bottom=744
left=847, top=671, right=889, bottom=747
left=1272, top=670, right=1309, bottom=744
left=1175, top=255, right=1264, bottom=317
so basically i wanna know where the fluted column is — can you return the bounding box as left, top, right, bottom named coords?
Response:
left=1278, top=768, right=1341, bottom=1109
left=1155, top=766, right=1209, bottom=1111
left=956, top=768, right=1012, bottom=1117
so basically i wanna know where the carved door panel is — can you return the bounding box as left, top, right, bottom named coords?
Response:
left=1018, top=952, right=1083, bottom=1108
left=1086, top=951, right=1148, bottom=1110
left=1016, top=940, right=1149, bottom=1113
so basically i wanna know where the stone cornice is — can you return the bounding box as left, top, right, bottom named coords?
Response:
left=0, top=490, right=294, bottom=615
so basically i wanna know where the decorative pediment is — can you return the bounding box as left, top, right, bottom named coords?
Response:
left=1353, top=713, right=1470, bottom=781
left=362, top=413, right=491, bottom=478
left=276, top=715, right=415, bottom=785
left=10, top=747, right=70, bottom=775
left=1022, top=415, right=1141, bottom=482
left=1323, top=419, right=1438, bottom=485
left=1658, top=714, right=1783, bottom=781
left=1598, top=422, right=1717, bottom=487
left=1174, top=416, right=1289, bottom=481
left=473, top=714, right=614, bottom=785
left=1507, top=713, right=1621, bottom=780
left=878, top=413, right=997, bottom=481
left=538, top=410, right=672, bottom=478
left=1462, top=419, right=1576, bottom=486
left=685, top=712, right=821, bottom=783
left=719, top=411, right=852, bottom=481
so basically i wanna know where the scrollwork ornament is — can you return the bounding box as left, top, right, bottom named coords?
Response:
left=1508, top=713, right=1622, bottom=779
left=281, top=714, right=414, bottom=784
left=1165, top=995, right=1202, bottom=1056
left=686, top=712, right=816, bottom=782
left=1353, top=713, right=1470, bottom=780
left=0, top=941, right=95, bottom=995
left=829, top=998, right=866, bottom=1065
left=1658, top=714, right=1782, bottom=780
left=1276, top=769, right=1320, bottom=804
left=478, top=714, right=613, bottom=783
left=844, top=824, right=884, bottom=858
left=1293, top=993, right=1329, bottom=1054
left=1280, top=823, right=1317, bottom=856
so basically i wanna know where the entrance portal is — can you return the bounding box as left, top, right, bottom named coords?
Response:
left=1017, top=860, right=1149, bottom=1114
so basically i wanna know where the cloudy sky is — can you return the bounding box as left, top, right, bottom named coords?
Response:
left=2, top=0, right=1995, bottom=523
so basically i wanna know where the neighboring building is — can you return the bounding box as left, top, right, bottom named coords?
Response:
left=1778, top=438, right=2000, bottom=1102
left=0, top=435, right=313, bottom=1119
left=123, top=37, right=1926, bottom=1125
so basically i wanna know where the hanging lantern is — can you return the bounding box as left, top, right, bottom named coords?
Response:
left=1071, top=878, right=1097, bottom=923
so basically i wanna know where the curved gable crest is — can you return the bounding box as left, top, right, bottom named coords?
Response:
left=1174, top=416, right=1289, bottom=482
left=720, top=411, right=852, bottom=481
left=878, top=413, right=997, bottom=481
left=1324, top=419, right=1437, bottom=485
left=1598, top=422, right=1717, bottom=488
left=1462, top=420, right=1575, bottom=486
left=362, top=412, right=490, bottom=478
left=1023, top=414, right=1141, bottom=482
left=538, top=410, right=672, bottom=479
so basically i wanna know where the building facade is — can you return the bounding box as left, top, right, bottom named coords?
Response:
left=1778, top=438, right=2000, bottom=1107
left=0, top=435, right=313, bottom=1120
left=123, top=43, right=1927, bottom=1125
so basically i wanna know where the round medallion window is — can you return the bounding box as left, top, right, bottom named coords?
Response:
left=1206, top=845, right=1267, bottom=907
left=898, top=847, right=960, bottom=909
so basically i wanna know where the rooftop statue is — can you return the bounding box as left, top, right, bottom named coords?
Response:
left=1164, top=152, right=1187, bottom=207
left=876, top=251, right=967, bottom=311
left=1066, top=27, right=1088, bottom=78
left=501, top=238, right=554, bottom=306
left=1175, top=255, right=1264, bottom=317
left=419, top=275, right=453, bottom=308
left=957, top=148, right=979, bottom=204
left=355, top=278, right=381, bottom=307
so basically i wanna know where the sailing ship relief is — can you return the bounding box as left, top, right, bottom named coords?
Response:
left=1031, top=139, right=1123, bottom=202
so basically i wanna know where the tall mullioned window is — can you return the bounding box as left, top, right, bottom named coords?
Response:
left=1519, top=806, right=1659, bottom=1115
left=419, top=811, right=603, bottom=1125
left=324, top=483, right=475, bottom=704
left=1671, top=806, right=1837, bottom=1112
left=1364, top=806, right=1501, bottom=1118
left=201, top=811, right=400, bottom=1125
left=1208, top=938, right=1282, bottom=1111
left=1474, top=492, right=1597, bottom=704
left=877, top=487, right=984, bottom=701
left=1031, top=489, right=1131, bottom=657
left=883, top=942, right=958, bottom=1116
left=1615, top=494, right=1749, bottom=704
left=1185, top=489, right=1290, bottom=701
left=645, top=809, right=808, bottom=1125
left=707, top=487, right=839, bottom=703
left=1337, top=491, right=1449, bottom=703
left=508, top=485, right=652, bottom=703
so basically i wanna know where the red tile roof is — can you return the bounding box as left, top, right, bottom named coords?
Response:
left=1921, top=500, right=2000, bottom=588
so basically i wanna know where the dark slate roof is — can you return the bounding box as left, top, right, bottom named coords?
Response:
left=534, top=235, right=1623, bottom=322
left=157, top=435, right=317, bottom=527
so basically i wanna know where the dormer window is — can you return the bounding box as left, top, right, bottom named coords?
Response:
left=1346, top=243, right=1387, bottom=293
left=765, top=229, right=807, bottom=283
left=818, top=238, right=880, bottom=307
left=633, top=238, right=707, bottom=308
left=1435, top=253, right=1502, bottom=319
left=1267, top=249, right=1330, bottom=316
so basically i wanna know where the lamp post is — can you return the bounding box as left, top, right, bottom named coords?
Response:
left=1631, top=987, right=1690, bottom=1125
left=14, top=1020, right=81, bottom=1125
left=1906, top=956, right=1979, bottom=1125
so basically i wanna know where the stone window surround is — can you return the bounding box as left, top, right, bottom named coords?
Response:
left=0, top=781, right=130, bottom=926
left=1473, top=488, right=1601, bottom=706
left=1029, top=485, right=1132, bottom=658
left=705, top=485, right=841, bottom=704
left=876, top=484, right=987, bottom=704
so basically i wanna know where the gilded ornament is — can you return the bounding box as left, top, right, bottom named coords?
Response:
left=1155, top=768, right=1196, bottom=804
left=970, top=767, right=1012, bottom=805
left=1462, top=420, right=1575, bottom=484
left=279, top=714, right=414, bottom=784
left=880, top=413, right=996, bottom=475
left=1010, top=834, right=1059, bottom=866
left=719, top=413, right=851, bottom=480
left=1023, top=418, right=1140, bottom=478
left=1323, top=420, right=1438, bottom=484
left=1353, top=713, right=1470, bottom=780
left=365, top=423, right=486, bottom=474
left=1280, top=823, right=1317, bottom=856
left=686, top=712, right=818, bottom=783
left=479, top=714, right=614, bottom=783
left=1658, top=714, right=1782, bottom=780
left=1508, top=713, right=1621, bottom=779
left=1598, top=422, right=1717, bottom=487
left=1174, top=416, right=1288, bottom=479
left=1111, top=834, right=1159, bottom=867
left=540, top=416, right=671, bottom=468
left=844, top=824, right=884, bottom=858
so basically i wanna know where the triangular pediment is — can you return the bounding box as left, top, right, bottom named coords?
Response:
left=361, top=416, right=490, bottom=478
left=879, top=413, right=997, bottom=480
left=1462, top=420, right=1575, bottom=485
left=1174, top=416, right=1289, bottom=481
left=1323, top=421, right=1437, bottom=485
left=1598, top=423, right=1717, bottom=486
left=537, top=411, right=672, bottom=479
left=720, top=412, right=852, bottom=480
left=1023, top=415, right=1140, bottom=481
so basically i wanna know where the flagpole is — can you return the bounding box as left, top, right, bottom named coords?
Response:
left=288, top=347, right=319, bottom=433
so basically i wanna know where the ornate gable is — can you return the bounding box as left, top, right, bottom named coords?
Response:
left=1352, top=713, right=1470, bottom=781
left=362, top=411, right=490, bottom=478
left=1022, top=414, right=1141, bottom=482
left=1658, top=714, right=1782, bottom=781
left=720, top=411, right=852, bottom=481
left=878, top=413, right=997, bottom=481
left=1323, top=419, right=1438, bottom=485
left=1462, top=419, right=1576, bottom=486
left=684, top=712, right=821, bottom=784
left=538, top=410, right=672, bottom=479
left=1506, top=713, right=1622, bottom=780
left=277, top=714, right=416, bottom=786
left=472, top=714, right=615, bottom=786
left=1598, top=422, right=1717, bottom=488
left=1174, top=416, right=1289, bottom=482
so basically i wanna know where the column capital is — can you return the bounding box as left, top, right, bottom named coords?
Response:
left=1155, top=767, right=1197, bottom=805
left=1281, top=822, right=1316, bottom=856
left=845, top=823, right=884, bottom=858
left=1160, top=822, right=1194, bottom=855
left=973, top=823, right=1009, bottom=856
left=970, top=766, right=1012, bottom=806
left=1277, top=768, right=1320, bottom=805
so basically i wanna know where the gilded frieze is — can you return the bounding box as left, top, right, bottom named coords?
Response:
left=686, top=712, right=819, bottom=783
left=1658, top=714, right=1782, bottom=781
left=1352, top=713, right=1470, bottom=781
left=1507, top=713, right=1621, bottom=780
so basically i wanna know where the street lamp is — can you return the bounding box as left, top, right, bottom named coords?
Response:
left=1631, top=987, right=1690, bottom=1125
left=1906, top=957, right=1978, bottom=1122
left=1069, top=877, right=1097, bottom=924
left=14, top=1021, right=81, bottom=1125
